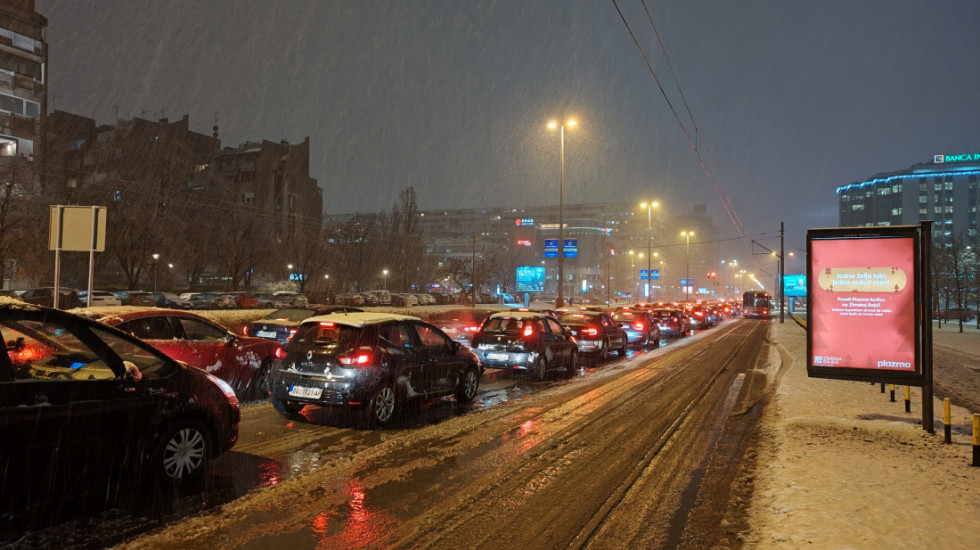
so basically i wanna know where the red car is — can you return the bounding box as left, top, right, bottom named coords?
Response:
left=81, top=308, right=281, bottom=400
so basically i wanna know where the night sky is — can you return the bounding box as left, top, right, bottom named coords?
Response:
left=38, top=0, right=980, bottom=267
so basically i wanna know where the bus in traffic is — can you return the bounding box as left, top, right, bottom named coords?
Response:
left=742, top=291, right=771, bottom=319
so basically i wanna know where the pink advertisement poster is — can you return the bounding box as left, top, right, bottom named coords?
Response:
left=810, top=236, right=916, bottom=372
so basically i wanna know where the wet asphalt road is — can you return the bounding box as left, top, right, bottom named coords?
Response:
left=7, top=319, right=773, bottom=549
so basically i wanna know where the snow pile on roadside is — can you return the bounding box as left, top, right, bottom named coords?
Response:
left=742, top=322, right=980, bottom=548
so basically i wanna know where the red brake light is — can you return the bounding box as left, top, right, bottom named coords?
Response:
left=286, top=328, right=298, bottom=341
left=633, top=322, right=645, bottom=331
left=582, top=327, right=599, bottom=337
left=465, top=325, right=480, bottom=333
left=523, top=324, right=534, bottom=337
left=339, top=352, right=373, bottom=366
left=242, top=326, right=249, bottom=336
left=319, top=322, right=335, bottom=327
left=274, top=347, right=288, bottom=359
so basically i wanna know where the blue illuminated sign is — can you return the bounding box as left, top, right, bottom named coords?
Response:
left=783, top=274, right=806, bottom=297
left=934, top=153, right=980, bottom=163
left=516, top=266, right=546, bottom=292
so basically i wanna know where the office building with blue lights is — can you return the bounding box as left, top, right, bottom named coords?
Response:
left=837, top=152, right=980, bottom=242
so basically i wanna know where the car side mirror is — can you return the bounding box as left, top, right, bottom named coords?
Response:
left=223, top=333, right=236, bottom=345
left=450, top=340, right=461, bottom=353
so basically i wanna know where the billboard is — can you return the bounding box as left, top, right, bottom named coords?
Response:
left=807, top=225, right=922, bottom=384
left=516, top=266, right=546, bottom=292
left=783, top=274, right=806, bottom=297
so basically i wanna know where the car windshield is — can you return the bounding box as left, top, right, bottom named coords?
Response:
left=611, top=312, right=637, bottom=322
left=558, top=313, right=594, bottom=325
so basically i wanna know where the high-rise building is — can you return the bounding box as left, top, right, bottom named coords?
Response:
left=0, top=0, right=45, bottom=161
left=837, top=153, right=980, bottom=242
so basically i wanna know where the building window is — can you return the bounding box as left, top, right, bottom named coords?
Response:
left=877, top=187, right=890, bottom=196
left=851, top=204, right=864, bottom=211
left=945, top=181, right=954, bottom=191
left=891, top=208, right=902, bottom=216
left=243, top=192, right=255, bottom=204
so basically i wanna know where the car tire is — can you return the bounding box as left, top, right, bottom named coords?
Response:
left=455, top=366, right=480, bottom=403
left=617, top=339, right=627, bottom=357
left=155, top=419, right=210, bottom=485
left=597, top=338, right=608, bottom=358
left=532, top=356, right=548, bottom=381
left=651, top=336, right=660, bottom=349
left=273, top=399, right=305, bottom=416
left=563, top=351, right=577, bottom=379
left=364, top=382, right=397, bottom=427
left=249, top=362, right=271, bottom=401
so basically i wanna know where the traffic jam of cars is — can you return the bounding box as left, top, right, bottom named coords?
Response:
left=0, top=291, right=739, bottom=520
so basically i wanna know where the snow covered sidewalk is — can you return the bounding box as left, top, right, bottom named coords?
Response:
left=742, top=321, right=980, bottom=549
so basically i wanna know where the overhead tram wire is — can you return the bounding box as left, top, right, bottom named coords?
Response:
left=611, top=0, right=754, bottom=258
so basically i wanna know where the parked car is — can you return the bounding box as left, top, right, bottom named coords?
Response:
left=114, top=290, right=157, bottom=307
left=244, top=306, right=364, bottom=343
left=557, top=310, right=628, bottom=358
left=470, top=311, right=578, bottom=380
left=152, top=292, right=192, bottom=309
left=0, top=290, right=23, bottom=302
left=359, top=293, right=379, bottom=306
left=427, top=308, right=491, bottom=346
left=0, top=303, right=240, bottom=520
left=268, top=311, right=481, bottom=426
left=392, top=293, right=418, bottom=307
left=78, top=289, right=122, bottom=307
left=611, top=308, right=661, bottom=348
left=255, top=293, right=290, bottom=309
left=227, top=292, right=259, bottom=309
left=651, top=307, right=690, bottom=337
left=273, top=291, right=309, bottom=307
left=189, top=292, right=236, bottom=309
left=82, top=308, right=281, bottom=400
left=336, top=293, right=366, bottom=307
left=363, top=290, right=392, bottom=306
left=933, top=309, right=975, bottom=322
left=19, top=287, right=82, bottom=309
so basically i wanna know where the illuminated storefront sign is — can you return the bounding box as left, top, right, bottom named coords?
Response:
left=934, top=153, right=980, bottom=163
left=515, top=218, right=535, bottom=226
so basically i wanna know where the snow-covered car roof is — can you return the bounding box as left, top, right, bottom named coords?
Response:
left=302, top=311, right=420, bottom=328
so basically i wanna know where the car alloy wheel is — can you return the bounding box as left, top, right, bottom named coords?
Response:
left=455, top=367, right=480, bottom=402
left=533, top=356, right=548, bottom=381
left=563, top=351, right=577, bottom=379
left=367, top=384, right=397, bottom=426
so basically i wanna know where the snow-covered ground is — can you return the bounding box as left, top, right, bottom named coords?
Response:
left=739, top=321, right=980, bottom=548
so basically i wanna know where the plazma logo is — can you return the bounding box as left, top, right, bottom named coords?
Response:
left=934, top=154, right=945, bottom=163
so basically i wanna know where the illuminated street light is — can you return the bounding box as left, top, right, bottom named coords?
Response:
left=151, top=253, right=160, bottom=292
left=548, top=118, right=577, bottom=308
left=639, top=201, right=659, bottom=300
left=681, top=231, right=694, bottom=298
left=383, top=269, right=389, bottom=290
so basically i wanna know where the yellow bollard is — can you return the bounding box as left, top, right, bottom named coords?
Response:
left=943, top=398, right=951, bottom=444
left=889, top=384, right=896, bottom=403
left=904, top=386, right=911, bottom=413
left=973, top=414, right=979, bottom=467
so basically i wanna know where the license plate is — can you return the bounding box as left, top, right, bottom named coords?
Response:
left=288, top=385, right=322, bottom=399
left=257, top=330, right=277, bottom=338
left=487, top=352, right=508, bottom=361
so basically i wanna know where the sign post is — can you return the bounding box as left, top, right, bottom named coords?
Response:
left=49, top=206, right=107, bottom=308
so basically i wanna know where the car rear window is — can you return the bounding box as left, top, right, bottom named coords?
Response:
left=482, top=317, right=528, bottom=333
left=291, top=322, right=362, bottom=354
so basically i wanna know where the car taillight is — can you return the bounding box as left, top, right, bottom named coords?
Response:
left=286, top=328, right=298, bottom=341
left=319, top=322, right=335, bottom=327
left=274, top=347, right=288, bottom=359
left=632, top=322, right=645, bottom=331
left=523, top=324, right=535, bottom=337
left=242, top=326, right=249, bottom=336
left=695, top=311, right=704, bottom=317
left=582, top=327, right=599, bottom=337
left=465, top=325, right=480, bottom=333
left=339, top=352, right=373, bottom=366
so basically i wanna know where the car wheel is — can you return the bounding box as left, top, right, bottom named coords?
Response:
left=156, top=419, right=209, bottom=484
left=533, top=356, right=548, bottom=381
left=364, top=383, right=397, bottom=427
left=597, top=338, right=608, bottom=358
left=455, top=366, right=480, bottom=403
left=249, top=362, right=271, bottom=401
left=563, top=351, right=577, bottom=379
left=651, top=335, right=660, bottom=349
left=617, top=339, right=627, bottom=357
left=273, top=399, right=305, bottom=416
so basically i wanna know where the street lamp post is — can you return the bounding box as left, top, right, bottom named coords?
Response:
left=383, top=269, right=389, bottom=290
left=151, top=253, right=160, bottom=293
left=548, top=118, right=576, bottom=308
left=640, top=201, right=659, bottom=300
left=681, top=231, right=694, bottom=298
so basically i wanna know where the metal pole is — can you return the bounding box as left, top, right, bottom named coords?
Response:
left=646, top=206, right=652, bottom=301
left=779, top=221, right=785, bottom=324
left=921, top=220, right=934, bottom=433
left=557, top=125, right=565, bottom=309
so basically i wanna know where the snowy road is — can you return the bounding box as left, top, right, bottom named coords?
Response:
left=6, top=319, right=773, bottom=549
